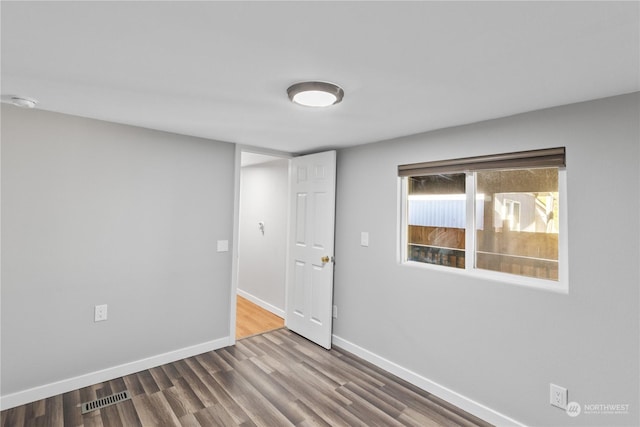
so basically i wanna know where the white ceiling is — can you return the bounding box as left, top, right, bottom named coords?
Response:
left=2, top=1, right=638, bottom=154
left=241, top=152, right=285, bottom=167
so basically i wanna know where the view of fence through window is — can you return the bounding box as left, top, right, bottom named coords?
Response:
left=407, top=173, right=467, bottom=268
left=476, top=168, right=559, bottom=280
left=406, top=168, right=559, bottom=281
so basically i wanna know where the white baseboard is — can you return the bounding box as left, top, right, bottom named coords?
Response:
left=0, top=336, right=231, bottom=411
left=237, top=289, right=285, bottom=318
left=2, top=332, right=524, bottom=425
left=331, top=334, right=525, bottom=427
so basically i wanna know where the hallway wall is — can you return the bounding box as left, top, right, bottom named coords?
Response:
left=237, top=158, right=288, bottom=315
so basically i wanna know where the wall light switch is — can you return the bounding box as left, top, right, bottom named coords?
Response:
left=94, top=304, right=108, bottom=322
left=217, top=240, right=229, bottom=252
left=360, top=232, right=369, bottom=247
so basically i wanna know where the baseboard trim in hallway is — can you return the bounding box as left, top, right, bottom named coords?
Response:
left=236, top=289, right=285, bottom=318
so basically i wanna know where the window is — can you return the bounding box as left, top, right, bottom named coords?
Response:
left=399, top=148, right=567, bottom=290
left=406, top=173, right=466, bottom=268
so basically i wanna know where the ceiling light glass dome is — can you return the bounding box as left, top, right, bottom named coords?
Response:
left=287, top=82, right=344, bottom=107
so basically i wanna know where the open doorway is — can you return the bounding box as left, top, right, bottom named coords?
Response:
left=235, top=151, right=289, bottom=339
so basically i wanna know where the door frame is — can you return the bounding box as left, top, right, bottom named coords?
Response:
left=229, top=144, right=292, bottom=345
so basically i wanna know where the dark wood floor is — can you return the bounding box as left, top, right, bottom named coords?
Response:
left=1, top=329, right=492, bottom=426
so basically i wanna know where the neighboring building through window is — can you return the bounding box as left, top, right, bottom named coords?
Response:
left=407, top=173, right=467, bottom=268
left=475, top=168, right=559, bottom=280
left=399, top=148, right=566, bottom=289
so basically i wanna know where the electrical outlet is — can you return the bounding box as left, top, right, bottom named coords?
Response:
left=332, top=305, right=338, bottom=319
left=550, top=384, right=568, bottom=409
left=94, top=304, right=108, bottom=322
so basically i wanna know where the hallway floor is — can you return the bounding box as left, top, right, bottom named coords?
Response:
left=236, top=295, right=284, bottom=339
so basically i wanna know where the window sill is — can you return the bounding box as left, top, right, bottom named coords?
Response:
left=401, top=260, right=569, bottom=294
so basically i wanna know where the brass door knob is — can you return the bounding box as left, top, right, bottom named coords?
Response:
left=321, top=256, right=330, bottom=263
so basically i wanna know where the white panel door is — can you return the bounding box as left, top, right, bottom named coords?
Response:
left=286, top=150, right=336, bottom=349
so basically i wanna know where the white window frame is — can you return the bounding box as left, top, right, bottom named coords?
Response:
left=400, top=169, right=568, bottom=294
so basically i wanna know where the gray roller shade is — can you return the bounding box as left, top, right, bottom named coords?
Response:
left=398, top=147, right=566, bottom=177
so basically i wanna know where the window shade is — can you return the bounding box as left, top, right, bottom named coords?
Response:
left=398, top=147, right=566, bottom=177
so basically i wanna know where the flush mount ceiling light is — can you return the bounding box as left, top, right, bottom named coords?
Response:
left=287, top=81, right=344, bottom=107
left=10, top=96, right=38, bottom=109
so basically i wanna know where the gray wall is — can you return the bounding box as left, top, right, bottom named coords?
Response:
left=333, top=93, right=639, bottom=426
left=1, top=106, right=234, bottom=396
left=238, top=159, right=288, bottom=313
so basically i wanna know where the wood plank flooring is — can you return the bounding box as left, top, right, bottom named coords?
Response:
left=1, top=329, right=492, bottom=427
left=236, top=295, right=284, bottom=339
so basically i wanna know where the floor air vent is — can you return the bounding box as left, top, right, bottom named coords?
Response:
left=81, top=390, right=131, bottom=414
